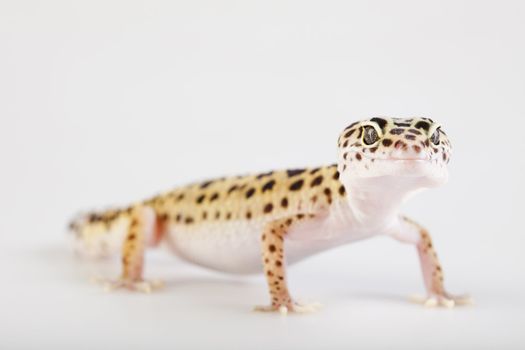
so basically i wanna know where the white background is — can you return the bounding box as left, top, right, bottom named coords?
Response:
left=1, top=1, right=524, bottom=349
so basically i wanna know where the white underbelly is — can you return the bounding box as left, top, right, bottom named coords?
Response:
left=165, top=220, right=266, bottom=274
left=164, top=205, right=379, bottom=274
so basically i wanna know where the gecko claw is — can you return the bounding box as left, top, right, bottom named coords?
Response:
left=410, top=293, right=473, bottom=308
left=254, top=300, right=322, bottom=314
left=423, top=297, right=438, bottom=308
left=279, top=305, right=288, bottom=315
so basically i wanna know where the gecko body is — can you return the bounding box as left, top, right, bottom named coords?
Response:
left=69, top=117, right=469, bottom=313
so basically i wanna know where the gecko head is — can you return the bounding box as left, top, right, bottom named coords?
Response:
left=337, top=117, right=452, bottom=187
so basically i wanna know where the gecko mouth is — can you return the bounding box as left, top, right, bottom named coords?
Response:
left=385, top=158, right=431, bottom=162
left=349, top=150, right=432, bottom=163
left=363, top=156, right=432, bottom=162
left=362, top=158, right=444, bottom=175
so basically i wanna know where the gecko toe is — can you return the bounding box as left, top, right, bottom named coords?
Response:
left=93, top=277, right=164, bottom=293
left=410, top=293, right=473, bottom=308
left=254, top=300, right=322, bottom=315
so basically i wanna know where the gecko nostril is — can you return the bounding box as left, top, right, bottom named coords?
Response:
left=412, top=145, right=421, bottom=153
left=394, top=140, right=405, bottom=149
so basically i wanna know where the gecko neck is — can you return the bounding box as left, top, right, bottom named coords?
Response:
left=342, top=175, right=428, bottom=230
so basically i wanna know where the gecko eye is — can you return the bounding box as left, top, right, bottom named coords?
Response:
left=430, top=129, right=440, bottom=145
left=363, top=126, right=379, bottom=145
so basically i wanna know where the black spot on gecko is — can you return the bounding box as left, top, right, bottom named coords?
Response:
left=200, top=180, right=214, bottom=189
left=209, top=192, right=219, bottom=202
left=344, top=129, right=355, bottom=138
left=287, top=169, right=306, bottom=177
left=415, top=120, right=431, bottom=131
left=390, top=128, right=404, bottom=135
left=382, top=139, right=393, bottom=147
left=262, top=179, right=276, bottom=192
left=324, top=188, right=332, bottom=204
left=245, top=188, right=256, bottom=198
left=196, top=194, right=206, bottom=204
left=88, top=213, right=101, bottom=222
left=407, top=129, right=422, bottom=135
left=404, top=134, right=416, bottom=140
left=264, top=203, right=274, bottom=213
left=256, top=171, right=273, bottom=180
left=310, top=175, right=323, bottom=187
left=289, top=179, right=304, bottom=191
left=370, top=117, right=388, bottom=130
left=227, top=184, right=238, bottom=194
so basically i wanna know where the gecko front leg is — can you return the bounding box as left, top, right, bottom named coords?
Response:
left=100, top=205, right=163, bottom=293
left=255, top=215, right=322, bottom=315
left=392, top=216, right=472, bottom=308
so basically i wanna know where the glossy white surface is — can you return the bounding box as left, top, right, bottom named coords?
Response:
left=1, top=241, right=523, bottom=349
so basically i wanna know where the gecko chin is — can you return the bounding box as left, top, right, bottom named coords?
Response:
left=336, top=117, right=452, bottom=187
left=340, top=158, right=448, bottom=187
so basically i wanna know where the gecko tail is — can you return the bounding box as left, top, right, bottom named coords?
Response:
left=67, top=207, right=132, bottom=259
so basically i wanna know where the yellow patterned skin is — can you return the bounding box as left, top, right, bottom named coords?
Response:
left=69, top=117, right=470, bottom=313
left=145, top=165, right=344, bottom=228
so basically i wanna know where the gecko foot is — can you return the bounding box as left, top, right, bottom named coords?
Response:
left=91, top=276, right=164, bottom=293
left=254, top=300, right=322, bottom=315
left=410, top=293, right=473, bottom=308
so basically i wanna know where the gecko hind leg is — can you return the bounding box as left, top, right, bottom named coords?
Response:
left=95, top=205, right=164, bottom=293
left=254, top=215, right=322, bottom=315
